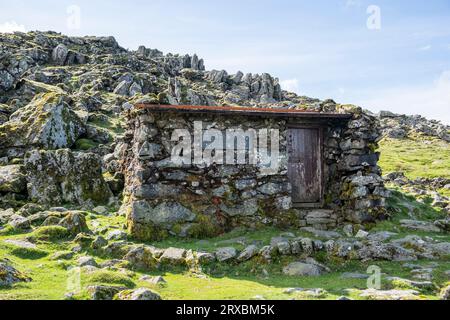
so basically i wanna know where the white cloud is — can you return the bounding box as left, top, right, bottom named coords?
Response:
left=280, top=78, right=300, bottom=94
left=418, top=45, right=431, bottom=51
left=356, top=70, right=450, bottom=124
left=0, top=21, right=26, bottom=33
left=345, top=0, right=362, bottom=7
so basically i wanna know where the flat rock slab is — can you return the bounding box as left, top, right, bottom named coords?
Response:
left=159, top=247, right=187, bottom=265
left=283, top=262, right=325, bottom=276
left=387, top=277, right=434, bottom=290
left=117, top=288, right=161, bottom=300
left=215, top=247, right=238, bottom=262
left=400, top=220, right=441, bottom=233
left=0, top=261, right=31, bottom=287
left=4, top=239, right=37, bottom=249
left=358, top=289, right=420, bottom=300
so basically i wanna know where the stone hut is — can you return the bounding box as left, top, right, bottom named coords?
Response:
left=121, top=104, right=387, bottom=240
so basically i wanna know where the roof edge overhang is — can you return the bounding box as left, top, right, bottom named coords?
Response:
left=135, top=104, right=353, bottom=120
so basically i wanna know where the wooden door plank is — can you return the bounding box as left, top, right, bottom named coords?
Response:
left=287, top=128, right=322, bottom=204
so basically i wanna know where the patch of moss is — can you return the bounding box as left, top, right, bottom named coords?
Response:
left=74, top=138, right=98, bottom=150
left=29, top=226, right=70, bottom=242
left=128, top=220, right=168, bottom=242
left=1, top=243, right=48, bottom=260
left=188, top=214, right=223, bottom=239
left=82, top=270, right=135, bottom=288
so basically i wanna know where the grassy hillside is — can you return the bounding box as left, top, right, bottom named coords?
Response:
left=379, top=134, right=450, bottom=179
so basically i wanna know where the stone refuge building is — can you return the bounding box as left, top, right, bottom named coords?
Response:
left=121, top=104, right=388, bottom=240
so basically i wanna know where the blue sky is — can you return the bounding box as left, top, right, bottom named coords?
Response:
left=1, top=0, right=450, bottom=123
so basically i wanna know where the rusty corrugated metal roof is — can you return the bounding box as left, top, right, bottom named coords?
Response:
left=135, top=104, right=352, bottom=119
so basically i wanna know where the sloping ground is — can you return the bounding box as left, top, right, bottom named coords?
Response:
left=379, top=134, right=450, bottom=179
left=0, top=201, right=449, bottom=300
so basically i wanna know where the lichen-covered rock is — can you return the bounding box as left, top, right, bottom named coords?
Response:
left=8, top=214, right=31, bottom=230
left=0, top=92, right=85, bottom=153
left=58, top=211, right=90, bottom=235
left=24, top=149, right=113, bottom=206
left=440, top=284, right=450, bottom=300
left=358, top=289, right=420, bottom=300
left=215, top=247, right=237, bottom=262
left=237, top=245, right=259, bottom=262
left=0, top=208, right=15, bottom=225
left=0, top=165, right=26, bottom=193
left=87, top=285, right=126, bottom=300
left=51, top=44, right=68, bottom=66
left=77, top=256, right=98, bottom=267
left=117, top=288, right=161, bottom=300
left=282, top=260, right=328, bottom=276
left=123, top=245, right=158, bottom=270
left=400, top=219, right=441, bottom=233
left=159, top=247, right=187, bottom=265
left=0, top=260, right=31, bottom=287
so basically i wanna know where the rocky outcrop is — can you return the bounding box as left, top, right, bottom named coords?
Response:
left=0, top=260, right=31, bottom=287
left=0, top=92, right=85, bottom=157
left=0, top=165, right=26, bottom=194
left=24, top=149, right=113, bottom=206
left=378, top=111, right=450, bottom=142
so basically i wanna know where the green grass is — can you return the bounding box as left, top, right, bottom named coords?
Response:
left=378, top=135, right=450, bottom=179
left=74, top=138, right=98, bottom=151
left=1, top=215, right=449, bottom=300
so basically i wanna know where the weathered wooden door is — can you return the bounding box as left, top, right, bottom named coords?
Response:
left=287, top=128, right=323, bottom=205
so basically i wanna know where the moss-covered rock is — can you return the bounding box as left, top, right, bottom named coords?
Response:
left=24, top=149, right=113, bottom=206
left=0, top=92, right=85, bottom=153
left=0, top=260, right=31, bottom=287
left=0, top=165, right=26, bottom=194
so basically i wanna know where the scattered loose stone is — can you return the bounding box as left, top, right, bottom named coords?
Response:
left=283, top=261, right=327, bottom=277
left=337, top=296, right=352, bottom=300
left=342, top=224, right=354, bottom=237
left=440, top=284, right=450, bottom=300
left=58, top=211, right=90, bottom=235
left=77, top=256, right=98, bottom=268
left=87, top=285, right=126, bottom=300
left=387, top=277, right=435, bottom=291
left=0, top=260, right=31, bottom=287
left=4, top=239, right=37, bottom=249
left=92, top=206, right=108, bottom=215
left=196, top=252, right=216, bottom=264
left=237, top=245, right=259, bottom=262
left=367, top=231, right=397, bottom=242
left=358, top=289, right=420, bottom=300
left=410, top=268, right=434, bottom=281
left=355, top=230, right=369, bottom=239
left=8, top=215, right=31, bottom=230
left=140, top=275, right=167, bottom=286
left=400, top=219, right=441, bottom=233
left=117, top=288, right=162, bottom=300
left=159, top=247, right=187, bottom=265
left=51, top=251, right=74, bottom=260
left=215, top=247, right=237, bottom=262
left=106, top=230, right=128, bottom=241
